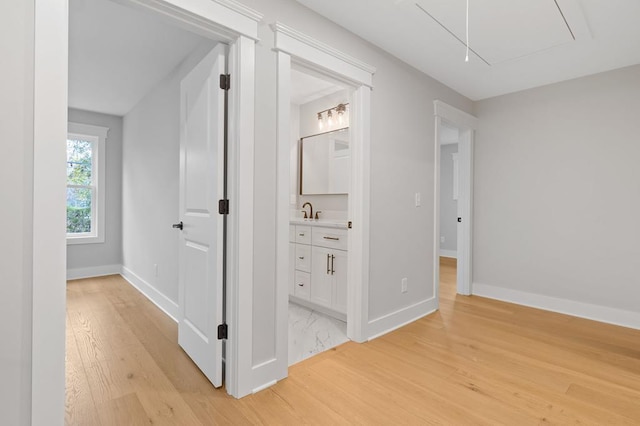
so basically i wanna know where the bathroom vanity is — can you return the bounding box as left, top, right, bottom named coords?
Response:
left=289, top=219, right=348, bottom=321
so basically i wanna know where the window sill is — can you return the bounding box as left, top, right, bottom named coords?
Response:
left=67, top=234, right=104, bottom=245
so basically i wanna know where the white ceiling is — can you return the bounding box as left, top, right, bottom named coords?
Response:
left=295, top=0, right=640, bottom=100
left=68, top=0, right=210, bottom=116
left=291, top=68, right=345, bottom=105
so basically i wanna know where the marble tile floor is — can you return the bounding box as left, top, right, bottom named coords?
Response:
left=288, top=302, right=349, bottom=365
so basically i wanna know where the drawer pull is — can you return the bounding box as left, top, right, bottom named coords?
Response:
left=323, top=236, right=340, bottom=241
left=298, top=256, right=304, bottom=260
left=298, top=283, right=304, bottom=287
left=298, top=233, right=305, bottom=237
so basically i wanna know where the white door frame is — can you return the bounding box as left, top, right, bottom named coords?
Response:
left=433, top=100, right=478, bottom=299
left=273, top=23, right=376, bottom=379
left=33, top=0, right=261, bottom=419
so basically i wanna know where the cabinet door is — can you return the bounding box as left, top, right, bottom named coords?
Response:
left=331, top=249, right=348, bottom=314
left=294, top=270, right=311, bottom=300
left=311, top=246, right=332, bottom=308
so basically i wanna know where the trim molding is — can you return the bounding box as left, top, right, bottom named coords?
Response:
left=121, top=266, right=179, bottom=322
left=252, top=359, right=278, bottom=393
left=439, top=249, right=457, bottom=258
left=473, top=283, right=640, bottom=331
left=367, top=297, right=437, bottom=340
left=272, top=22, right=376, bottom=87
left=252, top=378, right=277, bottom=394
left=434, top=100, right=478, bottom=130
left=112, top=0, right=262, bottom=41
left=211, top=0, right=263, bottom=23
left=66, top=264, right=122, bottom=280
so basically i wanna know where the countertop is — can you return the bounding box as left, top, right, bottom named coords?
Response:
left=289, top=218, right=349, bottom=229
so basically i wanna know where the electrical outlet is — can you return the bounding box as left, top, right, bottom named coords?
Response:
left=401, top=277, right=408, bottom=293
left=414, top=192, right=421, bottom=207
left=440, top=236, right=445, bottom=243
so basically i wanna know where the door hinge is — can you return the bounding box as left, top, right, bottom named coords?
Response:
left=219, top=199, right=229, bottom=215
left=219, top=74, right=230, bottom=91
left=347, top=221, right=353, bottom=229
left=457, top=217, right=462, bottom=223
left=217, top=324, right=228, bottom=340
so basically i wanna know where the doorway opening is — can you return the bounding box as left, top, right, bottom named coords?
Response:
left=433, top=101, right=478, bottom=304
left=66, top=0, right=235, bottom=412
left=287, top=65, right=353, bottom=365
left=437, top=121, right=460, bottom=300
left=273, top=23, right=375, bottom=380
left=36, top=0, right=260, bottom=416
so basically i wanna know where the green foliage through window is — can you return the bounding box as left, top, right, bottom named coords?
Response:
left=67, top=137, right=94, bottom=234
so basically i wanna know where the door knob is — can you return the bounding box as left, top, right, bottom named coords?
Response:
left=172, top=221, right=183, bottom=230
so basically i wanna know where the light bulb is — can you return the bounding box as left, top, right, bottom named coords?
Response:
left=317, top=112, right=324, bottom=129
left=336, top=104, right=346, bottom=126
left=327, top=110, right=333, bottom=126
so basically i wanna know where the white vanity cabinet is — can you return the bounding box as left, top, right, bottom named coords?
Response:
left=289, top=222, right=348, bottom=319
left=291, top=225, right=312, bottom=300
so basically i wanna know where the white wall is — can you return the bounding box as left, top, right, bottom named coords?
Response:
left=295, top=90, right=349, bottom=218
left=473, top=64, right=640, bottom=324
left=439, top=143, right=458, bottom=254
left=122, top=41, right=216, bottom=306
left=244, top=0, right=472, bottom=369
left=67, top=109, right=123, bottom=273
left=0, top=1, right=34, bottom=424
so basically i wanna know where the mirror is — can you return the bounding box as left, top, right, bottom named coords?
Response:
left=300, top=128, right=350, bottom=195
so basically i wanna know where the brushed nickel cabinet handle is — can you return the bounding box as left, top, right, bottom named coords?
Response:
left=298, top=256, right=304, bottom=260
left=298, top=233, right=305, bottom=237
left=298, top=283, right=304, bottom=287
left=331, top=254, right=335, bottom=275
left=323, top=236, right=339, bottom=241
left=326, top=254, right=330, bottom=274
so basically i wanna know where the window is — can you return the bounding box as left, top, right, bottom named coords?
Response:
left=66, top=122, right=108, bottom=244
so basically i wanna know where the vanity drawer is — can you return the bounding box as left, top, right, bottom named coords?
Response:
left=294, top=271, right=311, bottom=300
left=295, top=225, right=312, bottom=245
left=295, top=244, right=311, bottom=272
left=312, top=227, right=348, bottom=250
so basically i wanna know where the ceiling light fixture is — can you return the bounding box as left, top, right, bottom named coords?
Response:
left=317, top=103, right=349, bottom=130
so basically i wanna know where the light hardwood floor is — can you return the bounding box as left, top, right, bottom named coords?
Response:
left=66, top=262, right=640, bottom=424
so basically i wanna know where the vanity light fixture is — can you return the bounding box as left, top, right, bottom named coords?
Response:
left=316, top=103, right=349, bottom=130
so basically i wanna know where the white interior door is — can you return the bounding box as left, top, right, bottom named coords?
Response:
left=177, top=44, right=226, bottom=387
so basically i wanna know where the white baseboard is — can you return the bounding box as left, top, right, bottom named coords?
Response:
left=439, top=249, right=457, bottom=259
left=252, top=358, right=281, bottom=394
left=66, top=264, right=122, bottom=280
left=121, top=266, right=179, bottom=322
left=367, top=297, right=438, bottom=341
left=473, top=283, right=640, bottom=331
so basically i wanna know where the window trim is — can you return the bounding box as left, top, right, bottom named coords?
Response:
left=66, top=122, right=108, bottom=244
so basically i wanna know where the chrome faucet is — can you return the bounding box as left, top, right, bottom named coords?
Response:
left=302, top=202, right=313, bottom=219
